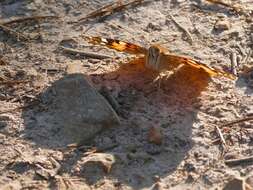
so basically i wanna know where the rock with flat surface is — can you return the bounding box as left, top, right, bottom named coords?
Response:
left=245, top=176, right=253, bottom=190
left=223, top=177, right=244, bottom=190
left=214, top=19, right=231, bottom=31
left=44, top=74, right=120, bottom=144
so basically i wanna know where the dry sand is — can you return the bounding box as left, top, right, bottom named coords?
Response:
left=0, top=0, right=253, bottom=189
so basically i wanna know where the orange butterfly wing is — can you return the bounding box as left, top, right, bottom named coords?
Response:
left=82, top=36, right=236, bottom=80
left=82, top=36, right=147, bottom=55
left=164, top=53, right=236, bottom=80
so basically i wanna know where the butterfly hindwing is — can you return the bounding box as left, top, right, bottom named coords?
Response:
left=165, top=53, right=236, bottom=80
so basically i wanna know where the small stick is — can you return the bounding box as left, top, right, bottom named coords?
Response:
left=242, top=49, right=252, bottom=65
left=215, top=126, right=227, bottom=149
left=221, top=116, right=253, bottom=127
left=205, top=0, right=243, bottom=14
left=1, top=15, right=59, bottom=25
left=225, top=156, right=253, bottom=166
left=60, top=46, right=113, bottom=59
left=236, top=44, right=247, bottom=57
left=0, top=80, right=30, bottom=85
left=0, top=23, right=29, bottom=41
left=212, top=138, right=221, bottom=144
left=78, top=1, right=118, bottom=22
left=78, top=0, right=144, bottom=22
left=230, top=51, right=238, bottom=76
left=168, top=13, right=193, bottom=45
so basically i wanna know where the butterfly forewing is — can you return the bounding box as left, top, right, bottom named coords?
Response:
left=82, top=36, right=147, bottom=55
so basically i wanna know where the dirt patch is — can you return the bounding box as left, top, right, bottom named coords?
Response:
left=0, top=0, right=253, bottom=189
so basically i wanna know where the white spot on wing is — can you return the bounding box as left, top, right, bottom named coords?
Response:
left=100, top=38, right=108, bottom=45
left=119, top=41, right=127, bottom=45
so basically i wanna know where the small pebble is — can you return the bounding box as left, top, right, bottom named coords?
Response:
left=215, top=19, right=231, bottom=31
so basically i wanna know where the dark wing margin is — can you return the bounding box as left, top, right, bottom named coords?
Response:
left=165, top=54, right=236, bottom=80
left=81, top=36, right=148, bottom=55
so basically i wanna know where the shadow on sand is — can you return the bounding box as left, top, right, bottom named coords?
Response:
left=19, top=57, right=210, bottom=188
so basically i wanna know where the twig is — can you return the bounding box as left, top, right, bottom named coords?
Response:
left=0, top=23, right=30, bottom=41
left=78, top=0, right=145, bottom=22
left=215, top=126, right=227, bottom=151
left=221, top=116, right=253, bottom=127
left=0, top=80, right=30, bottom=85
left=230, top=51, right=238, bottom=76
left=167, top=13, right=193, bottom=45
left=236, top=43, right=247, bottom=58
left=1, top=15, right=59, bottom=25
left=205, top=0, right=243, bottom=14
left=247, top=113, right=253, bottom=117
left=60, top=46, right=113, bottom=59
left=225, top=156, right=253, bottom=166
left=78, top=1, right=117, bottom=22
left=242, top=49, right=252, bottom=65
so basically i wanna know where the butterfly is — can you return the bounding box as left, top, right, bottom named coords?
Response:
left=82, top=36, right=236, bottom=80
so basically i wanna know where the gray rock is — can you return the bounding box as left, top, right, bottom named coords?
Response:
left=44, top=74, right=120, bottom=144
left=223, top=177, right=244, bottom=190
left=245, top=176, right=253, bottom=190
left=214, top=19, right=231, bottom=31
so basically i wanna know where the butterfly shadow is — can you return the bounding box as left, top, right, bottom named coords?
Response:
left=78, top=57, right=211, bottom=188
left=235, top=72, right=253, bottom=95
left=18, top=57, right=211, bottom=189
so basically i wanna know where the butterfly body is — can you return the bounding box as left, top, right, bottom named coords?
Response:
left=146, top=45, right=184, bottom=72
left=82, top=36, right=236, bottom=80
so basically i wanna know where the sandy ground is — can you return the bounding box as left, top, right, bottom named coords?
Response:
left=0, top=0, right=253, bottom=189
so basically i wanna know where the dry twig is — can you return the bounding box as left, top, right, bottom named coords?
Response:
left=1, top=15, right=59, bottom=25
left=236, top=43, right=247, bottom=58
left=79, top=1, right=117, bottom=22
left=0, top=23, right=30, bottom=41
left=205, top=0, right=243, bottom=14
left=60, top=46, right=113, bottom=59
left=221, top=116, right=253, bottom=127
left=167, top=13, right=193, bottom=45
left=78, top=0, right=145, bottom=22
left=0, top=80, right=30, bottom=85
left=0, top=15, right=58, bottom=41
left=230, top=51, right=238, bottom=76
left=242, top=49, right=252, bottom=65
left=225, top=156, right=253, bottom=166
left=215, top=126, right=227, bottom=152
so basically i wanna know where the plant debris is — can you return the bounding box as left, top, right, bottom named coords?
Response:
left=78, top=0, right=145, bottom=22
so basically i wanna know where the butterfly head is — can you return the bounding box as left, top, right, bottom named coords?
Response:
left=146, top=45, right=162, bottom=71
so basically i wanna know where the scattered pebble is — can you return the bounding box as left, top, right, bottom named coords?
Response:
left=81, top=153, right=116, bottom=173
left=214, top=19, right=231, bottom=31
